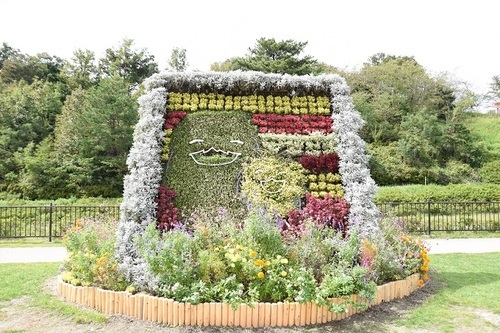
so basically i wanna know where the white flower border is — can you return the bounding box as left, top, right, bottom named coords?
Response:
left=116, top=71, right=379, bottom=284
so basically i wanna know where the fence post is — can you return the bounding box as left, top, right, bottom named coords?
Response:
left=427, top=200, right=431, bottom=235
left=49, top=203, right=53, bottom=242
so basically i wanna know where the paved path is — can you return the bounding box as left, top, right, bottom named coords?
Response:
left=0, top=239, right=499, bottom=263
left=0, top=247, right=68, bottom=263
left=424, top=238, right=500, bottom=254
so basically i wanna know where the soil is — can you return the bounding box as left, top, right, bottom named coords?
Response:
left=0, top=272, right=497, bottom=333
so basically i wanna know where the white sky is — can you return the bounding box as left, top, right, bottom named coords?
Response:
left=1, top=0, right=498, bottom=94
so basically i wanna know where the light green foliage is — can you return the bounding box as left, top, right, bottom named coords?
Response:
left=241, top=156, right=307, bottom=216
left=464, top=113, right=500, bottom=162
left=480, top=160, right=500, bottom=184
left=259, top=132, right=336, bottom=157
left=166, top=111, right=260, bottom=215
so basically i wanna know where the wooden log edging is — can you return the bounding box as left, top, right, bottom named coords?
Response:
left=57, top=273, right=421, bottom=327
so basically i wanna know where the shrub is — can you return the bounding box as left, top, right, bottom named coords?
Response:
left=376, top=183, right=500, bottom=202
left=480, top=160, right=500, bottom=184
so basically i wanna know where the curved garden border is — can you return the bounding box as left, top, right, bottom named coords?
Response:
left=58, top=273, right=420, bottom=327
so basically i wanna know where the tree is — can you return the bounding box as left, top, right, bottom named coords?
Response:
left=61, top=49, right=99, bottom=89
left=0, top=42, right=19, bottom=68
left=98, top=38, right=158, bottom=86
left=0, top=79, right=64, bottom=189
left=488, top=75, right=500, bottom=100
left=52, top=76, right=138, bottom=197
left=0, top=50, right=65, bottom=84
left=211, top=37, right=323, bottom=75
left=167, top=47, right=188, bottom=71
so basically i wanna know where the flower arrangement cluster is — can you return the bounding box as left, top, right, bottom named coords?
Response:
left=259, top=132, right=337, bottom=157
left=135, top=209, right=378, bottom=310
left=252, top=114, right=333, bottom=134
left=61, top=217, right=127, bottom=291
left=167, top=92, right=331, bottom=115
left=61, top=210, right=429, bottom=314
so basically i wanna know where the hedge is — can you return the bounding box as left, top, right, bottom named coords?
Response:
left=375, top=184, right=500, bottom=202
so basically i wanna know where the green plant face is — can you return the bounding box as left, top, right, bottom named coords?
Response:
left=241, top=157, right=307, bottom=216
left=166, top=111, right=260, bottom=214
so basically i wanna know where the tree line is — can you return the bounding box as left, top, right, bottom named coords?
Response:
left=0, top=37, right=498, bottom=199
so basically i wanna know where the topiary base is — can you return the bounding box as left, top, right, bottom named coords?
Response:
left=57, top=274, right=421, bottom=327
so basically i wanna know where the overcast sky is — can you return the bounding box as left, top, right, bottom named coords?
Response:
left=1, top=0, right=498, bottom=94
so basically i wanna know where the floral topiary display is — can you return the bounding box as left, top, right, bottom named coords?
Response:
left=115, top=71, right=380, bottom=290
left=60, top=72, right=430, bottom=326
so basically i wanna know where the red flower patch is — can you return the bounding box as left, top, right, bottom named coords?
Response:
left=299, top=153, right=340, bottom=174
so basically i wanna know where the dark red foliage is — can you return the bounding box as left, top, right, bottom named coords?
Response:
left=164, top=111, right=187, bottom=130
left=284, top=193, right=350, bottom=238
left=251, top=114, right=332, bottom=134
left=299, top=153, right=339, bottom=174
left=155, top=184, right=179, bottom=232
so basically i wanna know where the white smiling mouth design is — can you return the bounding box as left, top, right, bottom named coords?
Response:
left=189, top=147, right=242, bottom=166
left=260, top=178, right=286, bottom=194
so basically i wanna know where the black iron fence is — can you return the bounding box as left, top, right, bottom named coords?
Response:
left=0, top=204, right=120, bottom=241
left=0, top=201, right=499, bottom=240
left=377, top=201, right=500, bottom=234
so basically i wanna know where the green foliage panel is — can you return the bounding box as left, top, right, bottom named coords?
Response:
left=166, top=111, right=260, bottom=214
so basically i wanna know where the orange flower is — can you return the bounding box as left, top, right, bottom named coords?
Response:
left=257, top=272, right=265, bottom=279
left=417, top=279, right=424, bottom=288
left=249, top=250, right=256, bottom=258
left=254, top=259, right=266, bottom=267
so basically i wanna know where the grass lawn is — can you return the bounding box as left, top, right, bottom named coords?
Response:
left=397, top=252, right=500, bottom=332
left=0, top=262, right=106, bottom=324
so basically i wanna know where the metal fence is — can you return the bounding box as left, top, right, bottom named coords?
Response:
left=377, top=201, right=500, bottom=234
left=1, top=201, right=499, bottom=240
left=0, top=204, right=120, bottom=241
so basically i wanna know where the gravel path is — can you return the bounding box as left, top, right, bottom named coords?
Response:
left=0, top=238, right=499, bottom=263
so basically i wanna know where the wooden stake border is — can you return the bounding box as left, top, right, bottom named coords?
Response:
left=57, top=273, right=421, bottom=327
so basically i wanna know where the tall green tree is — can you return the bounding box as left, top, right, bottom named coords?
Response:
left=211, top=37, right=323, bottom=75
left=167, top=47, right=188, bottom=71
left=51, top=76, right=138, bottom=197
left=0, top=79, right=64, bottom=189
left=0, top=50, right=65, bottom=84
left=61, top=48, right=99, bottom=89
left=98, top=38, right=158, bottom=86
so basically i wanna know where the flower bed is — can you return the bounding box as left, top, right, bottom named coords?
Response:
left=57, top=273, right=421, bottom=327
